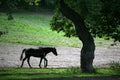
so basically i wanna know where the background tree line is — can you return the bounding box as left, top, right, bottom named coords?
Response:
left=0, top=0, right=56, bottom=20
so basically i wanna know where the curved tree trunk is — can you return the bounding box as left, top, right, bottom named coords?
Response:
left=59, top=0, right=95, bottom=73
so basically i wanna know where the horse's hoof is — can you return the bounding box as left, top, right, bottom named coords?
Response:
left=39, top=66, right=42, bottom=68
left=30, top=67, right=32, bottom=68
left=44, top=66, right=47, bottom=68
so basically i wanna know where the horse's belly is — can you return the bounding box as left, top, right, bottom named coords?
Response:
left=31, top=53, right=43, bottom=57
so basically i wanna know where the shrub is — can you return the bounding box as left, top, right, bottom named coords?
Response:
left=109, top=61, right=120, bottom=70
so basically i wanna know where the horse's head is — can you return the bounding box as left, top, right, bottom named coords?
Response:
left=52, top=47, right=58, bottom=56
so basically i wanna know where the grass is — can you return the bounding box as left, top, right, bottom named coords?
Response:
left=0, top=12, right=113, bottom=47
left=0, top=12, right=81, bottom=47
left=0, top=68, right=119, bottom=80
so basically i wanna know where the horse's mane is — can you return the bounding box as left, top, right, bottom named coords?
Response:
left=38, top=47, right=55, bottom=49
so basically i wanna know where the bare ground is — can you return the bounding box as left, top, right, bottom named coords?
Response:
left=0, top=42, right=120, bottom=68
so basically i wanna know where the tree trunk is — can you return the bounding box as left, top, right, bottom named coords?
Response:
left=59, top=0, right=95, bottom=73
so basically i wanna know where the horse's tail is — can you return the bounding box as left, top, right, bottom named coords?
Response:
left=20, top=49, right=26, bottom=61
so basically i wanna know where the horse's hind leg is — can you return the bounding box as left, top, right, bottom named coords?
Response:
left=44, top=59, right=46, bottom=67
left=27, top=57, right=32, bottom=68
left=39, top=58, right=43, bottom=68
left=44, top=58, right=48, bottom=68
left=20, top=57, right=27, bottom=68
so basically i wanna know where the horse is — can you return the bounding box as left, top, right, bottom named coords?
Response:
left=20, top=47, right=58, bottom=68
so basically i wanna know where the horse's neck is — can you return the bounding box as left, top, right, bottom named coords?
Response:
left=44, top=48, right=53, bottom=54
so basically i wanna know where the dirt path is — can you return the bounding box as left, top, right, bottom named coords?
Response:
left=0, top=42, right=120, bottom=68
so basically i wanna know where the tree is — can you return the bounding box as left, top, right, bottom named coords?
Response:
left=50, top=0, right=120, bottom=73
left=59, top=0, right=95, bottom=73
left=51, top=0, right=101, bottom=37
left=51, top=0, right=120, bottom=42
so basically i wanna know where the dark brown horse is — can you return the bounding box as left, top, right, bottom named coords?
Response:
left=20, top=47, right=58, bottom=68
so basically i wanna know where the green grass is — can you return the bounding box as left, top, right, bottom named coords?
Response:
left=0, top=68, right=119, bottom=80
left=0, top=12, right=113, bottom=47
left=0, top=12, right=81, bottom=47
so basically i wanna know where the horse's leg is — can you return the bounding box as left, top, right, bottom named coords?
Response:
left=20, top=57, right=27, bottom=68
left=39, top=58, right=43, bottom=68
left=44, top=58, right=48, bottom=68
left=27, top=57, right=32, bottom=68
left=44, top=58, right=46, bottom=67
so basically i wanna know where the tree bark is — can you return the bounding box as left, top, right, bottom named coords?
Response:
left=59, top=0, right=95, bottom=73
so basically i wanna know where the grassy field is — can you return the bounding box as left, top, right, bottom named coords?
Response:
left=0, top=12, right=81, bottom=47
left=0, top=12, right=113, bottom=47
left=0, top=68, right=120, bottom=80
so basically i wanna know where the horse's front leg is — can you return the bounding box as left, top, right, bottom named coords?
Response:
left=39, top=58, right=43, bottom=68
left=20, top=57, right=27, bottom=68
left=44, top=58, right=48, bottom=68
left=27, top=57, right=32, bottom=68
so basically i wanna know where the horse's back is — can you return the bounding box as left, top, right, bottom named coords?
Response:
left=25, top=48, right=44, bottom=57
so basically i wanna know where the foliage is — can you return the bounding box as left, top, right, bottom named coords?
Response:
left=98, top=0, right=120, bottom=41
left=50, top=8, right=76, bottom=37
left=0, top=0, right=19, bottom=20
left=51, top=0, right=101, bottom=38
left=50, top=0, right=120, bottom=42
left=44, top=0, right=57, bottom=9
left=109, top=61, right=120, bottom=70
left=0, top=0, right=56, bottom=20
left=28, top=0, right=41, bottom=6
